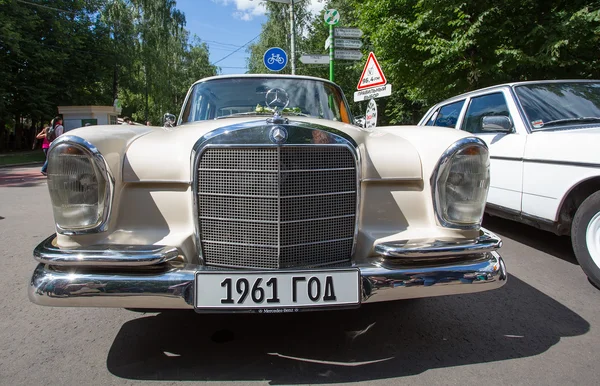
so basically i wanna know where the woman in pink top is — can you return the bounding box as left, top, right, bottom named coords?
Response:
left=36, top=122, right=52, bottom=175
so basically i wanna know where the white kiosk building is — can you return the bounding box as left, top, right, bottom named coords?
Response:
left=58, top=104, right=122, bottom=132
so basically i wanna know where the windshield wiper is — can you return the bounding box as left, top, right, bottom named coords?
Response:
left=216, top=111, right=312, bottom=119
left=216, top=112, right=273, bottom=120
left=539, top=117, right=600, bottom=128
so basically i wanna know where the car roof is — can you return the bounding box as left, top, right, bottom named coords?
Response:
left=435, top=79, right=600, bottom=105
left=191, top=74, right=340, bottom=88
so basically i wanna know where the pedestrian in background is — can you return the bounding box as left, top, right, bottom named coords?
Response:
left=40, top=117, right=64, bottom=176
left=37, top=120, right=53, bottom=176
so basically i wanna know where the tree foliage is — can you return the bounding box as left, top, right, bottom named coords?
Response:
left=248, top=0, right=600, bottom=125
left=0, top=0, right=217, bottom=151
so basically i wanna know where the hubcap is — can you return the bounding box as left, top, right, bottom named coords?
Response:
left=586, top=211, right=600, bottom=267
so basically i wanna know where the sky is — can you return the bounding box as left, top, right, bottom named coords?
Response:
left=176, top=0, right=327, bottom=75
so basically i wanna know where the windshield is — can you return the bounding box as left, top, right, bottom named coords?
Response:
left=514, top=82, right=600, bottom=130
left=180, top=77, right=352, bottom=124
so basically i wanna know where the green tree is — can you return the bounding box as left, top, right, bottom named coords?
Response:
left=350, top=0, right=600, bottom=123
left=0, top=0, right=217, bottom=150
left=247, top=0, right=315, bottom=74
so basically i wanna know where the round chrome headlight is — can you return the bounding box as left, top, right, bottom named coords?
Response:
left=431, top=137, right=490, bottom=229
left=47, top=137, right=112, bottom=233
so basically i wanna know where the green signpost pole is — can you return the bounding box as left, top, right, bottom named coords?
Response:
left=329, top=24, right=334, bottom=82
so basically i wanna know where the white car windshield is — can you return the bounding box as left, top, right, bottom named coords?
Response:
left=515, top=82, right=600, bottom=130
left=180, top=77, right=352, bottom=124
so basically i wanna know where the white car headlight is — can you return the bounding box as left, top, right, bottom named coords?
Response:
left=431, top=137, right=490, bottom=229
left=47, top=137, right=112, bottom=234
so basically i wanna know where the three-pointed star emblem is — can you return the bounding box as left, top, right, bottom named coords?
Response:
left=269, top=126, right=288, bottom=144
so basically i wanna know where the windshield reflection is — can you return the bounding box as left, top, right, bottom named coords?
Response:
left=180, top=77, right=352, bottom=124
left=514, top=82, right=600, bottom=130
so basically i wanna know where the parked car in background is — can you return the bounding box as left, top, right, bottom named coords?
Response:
left=29, top=74, right=506, bottom=313
left=419, top=80, right=600, bottom=287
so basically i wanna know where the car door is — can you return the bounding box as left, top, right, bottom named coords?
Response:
left=458, top=90, right=527, bottom=212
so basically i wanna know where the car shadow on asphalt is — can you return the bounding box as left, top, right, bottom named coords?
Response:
left=106, top=275, right=589, bottom=383
left=483, top=215, right=578, bottom=265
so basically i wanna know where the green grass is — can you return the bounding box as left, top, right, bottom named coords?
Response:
left=0, top=151, right=46, bottom=166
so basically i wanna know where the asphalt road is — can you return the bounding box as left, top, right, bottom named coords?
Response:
left=1, top=165, right=598, bottom=385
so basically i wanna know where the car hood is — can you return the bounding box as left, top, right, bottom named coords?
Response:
left=526, top=126, right=600, bottom=165
left=121, top=117, right=427, bottom=183
left=64, top=117, right=471, bottom=184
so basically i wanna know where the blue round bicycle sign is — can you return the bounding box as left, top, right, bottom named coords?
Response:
left=263, top=47, right=288, bottom=72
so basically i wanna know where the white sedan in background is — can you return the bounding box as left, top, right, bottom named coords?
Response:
left=419, top=80, right=600, bottom=288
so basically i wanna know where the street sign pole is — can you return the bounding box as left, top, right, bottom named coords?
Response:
left=290, top=0, right=296, bottom=75
left=324, top=9, right=340, bottom=82
left=329, top=24, right=334, bottom=82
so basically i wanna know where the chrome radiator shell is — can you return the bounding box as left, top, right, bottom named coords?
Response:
left=191, top=122, right=359, bottom=269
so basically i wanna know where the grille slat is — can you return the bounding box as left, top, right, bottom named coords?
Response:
left=197, top=145, right=357, bottom=269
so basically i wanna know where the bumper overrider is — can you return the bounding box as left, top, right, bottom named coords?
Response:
left=28, top=229, right=507, bottom=311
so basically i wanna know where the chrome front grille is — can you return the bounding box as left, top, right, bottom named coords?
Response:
left=197, top=146, right=357, bottom=269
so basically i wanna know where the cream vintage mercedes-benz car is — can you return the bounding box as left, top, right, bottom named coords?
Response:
left=28, top=74, right=506, bottom=313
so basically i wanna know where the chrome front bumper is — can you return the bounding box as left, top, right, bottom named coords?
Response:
left=28, top=229, right=507, bottom=310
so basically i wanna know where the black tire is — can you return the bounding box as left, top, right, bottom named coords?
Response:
left=572, top=190, right=600, bottom=289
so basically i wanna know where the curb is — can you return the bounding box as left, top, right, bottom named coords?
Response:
left=0, top=162, right=44, bottom=169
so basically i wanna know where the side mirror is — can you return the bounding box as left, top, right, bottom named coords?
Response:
left=481, top=115, right=513, bottom=133
left=163, top=113, right=176, bottom=128
left=354, top=115, right=366, bottom=128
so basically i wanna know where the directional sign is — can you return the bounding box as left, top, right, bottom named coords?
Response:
left=324, top=9, right=340, bottom=25
left=325, top=36, right=332, bottom=50
left=334, top=49, right=363, bottom=61
left=300, top=54, right=329, bottom=65
left=357, top=52, right=387, bottom=90
left=354, top=84, right=392, bottom=102
left=334, top=28, right=363, bottom=38
left=334, top=38, right=363, bottom=49
left=365, top=99, right=378, bottom=129
left=263, top=47, right=288, bottom=72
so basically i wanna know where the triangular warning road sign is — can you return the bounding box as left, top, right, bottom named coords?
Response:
left=357, top=52, right=387, bottom=90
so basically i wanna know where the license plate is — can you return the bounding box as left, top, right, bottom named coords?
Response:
left=195, top=269, right=360, bottom=311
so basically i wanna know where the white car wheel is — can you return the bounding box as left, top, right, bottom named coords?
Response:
left=587, top=211, right=600, bottom=266
left=572, top=191, right=600, bottom=289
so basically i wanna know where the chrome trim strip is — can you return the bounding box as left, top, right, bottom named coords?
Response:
left=430, top=137, right=489, bottom=230
left=276, top=145, right=282, bottom=261
left=489, top=155, right=522, bottom=162
left=280, top=237, right=354, bottom=248
left=28, top=252, right=506, bottom=309
left=190, top=121, right=361, bottom=267
left=490, top=156, right=600, bottom=169
left=282, top=214, right=356, bottom=224
left=198, top=214, right=355, bottom=225
left=197, top=191, right=356, bottom=199
left=199, top=216, right=278, bottom=224
left=125, top=179, right=192, bottom=184
left=361, top=177, right=422, bottom=183
left=374, top=228, right=502, bottom=258
left=34, top=234, right=180, bottom=267
left=198, top=192, right=279, bottom=199
left=202, top=240, right=278, bottom=248
left=283, top=191, right=356, bottom=199
left=48, top=135, right=115, bottom=235
left=198, top=167, right=355, bottom=173
left=282, top=167, right=356, bottom=173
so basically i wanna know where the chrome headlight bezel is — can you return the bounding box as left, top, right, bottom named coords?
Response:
left=430, top=137, right=490, bottom=230
left=47, top=135, right=114, bottom=235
